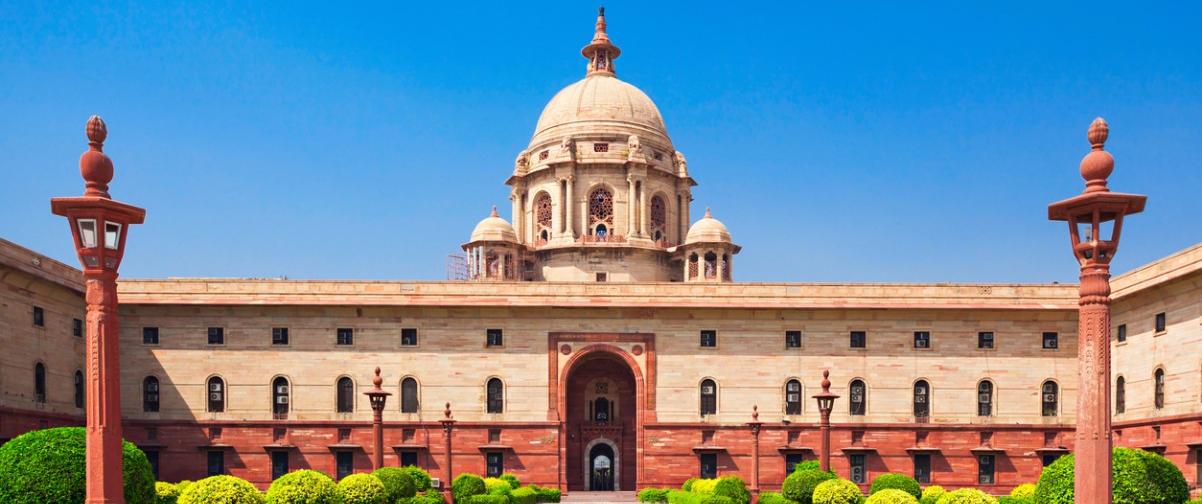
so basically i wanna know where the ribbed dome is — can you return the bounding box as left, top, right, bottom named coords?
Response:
left=470, top=208, right=518, bottom=243
left=685, top=209, right=733, bottom=245
left=530, top=75, right=670, bottom=148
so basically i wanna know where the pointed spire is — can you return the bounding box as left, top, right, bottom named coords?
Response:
left=704, top=207, right=712, bottom=219
left=582, top=6, right=621, bottom=76
left=1079, top=117, right=1114, bottom=193
left=490, top=205, right=499, bottom=218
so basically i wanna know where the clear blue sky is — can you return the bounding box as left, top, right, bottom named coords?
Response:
left=1, top=1, right=1199, bottom=283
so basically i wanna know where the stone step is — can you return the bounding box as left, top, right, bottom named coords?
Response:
left=561, top=491, right=638, bottom=503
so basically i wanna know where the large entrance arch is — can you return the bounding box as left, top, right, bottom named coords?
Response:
left=560, top=346, right=641, bottom=491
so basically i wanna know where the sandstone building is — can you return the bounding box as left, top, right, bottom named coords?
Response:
left=2, top=9, right=1201, bottom=497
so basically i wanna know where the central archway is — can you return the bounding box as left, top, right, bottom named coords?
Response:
left=563, top=348, right=638, bottom=491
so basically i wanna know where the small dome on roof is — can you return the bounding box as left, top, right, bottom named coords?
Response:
left=470, top=207, right=518, bottom=243
left=685, top=208, right=733, bottom=245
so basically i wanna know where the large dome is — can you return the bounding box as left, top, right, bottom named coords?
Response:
left=530, top=74, right=670, bottom=148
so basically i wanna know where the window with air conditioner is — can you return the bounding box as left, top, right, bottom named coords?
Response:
left=978, top=332, right=994, bottom=349
left=850, top=454, right=866, bottom=483
left=914, top=331, right=930, bottom=349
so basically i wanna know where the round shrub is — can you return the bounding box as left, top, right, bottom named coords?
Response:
left=757, top=492, right=799, bottom=504
left=712, top=477, right=750, bottom=504
left=178, top=475, right=265, bottom=504
left=338, top=473, right=387, bottom=504
left=484, top=478, right=513, bottom=496
left=0, top=426, right=156, bottom=504
left=919, top=486, right=946, bottom=504
left=266, top=469, right=339, bottom=504
left=156, top=482, right=180, bottom=504
left=452, top=474, right=487, bottom=503
left=793, top=461, right=822, bottom=473
left=1034, top=447, right=1189, bottom=504
left=372, top=467, right=417, bottom=501
left=534, top=486, right=560, bottom=503
left=1008, top=484, right=1035, bottom=499
left=691, top=479, right=719, bottom=494
left=865, top=489, right=918, bottom=504
left=683, top=478, right=700, bottom=492
left=869, top=474, right=920, bottom=499
left=174, top=481, right=193, bottom=496
left=511, top=487, right=538, bottom=504
left=403, top=466, right=434, bottom=492
left=811, top=479, right=861, bottom=504
left=500, top=474, right=521, bottom=489
left=640, top=488, right=672, bottom=503
left=782, top=469, right=837, bottom=504
left=934, top=488, right=996, bottom=504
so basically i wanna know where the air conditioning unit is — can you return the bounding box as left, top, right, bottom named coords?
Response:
left=786, top=393, right=800, bottom=402
left=1044, top=394, right=1057, bottom=403
left=915, top=396, right=926, bottom=403
left=277, top=396, right=289, bottom=404
left=277, top=385, right=289, bottom=394
left=701, top=386, right=714, bottom=394
left=210, top=382, right=222, bottom=392
left=146, top=394, right=159, bottom=402
left=850, top=467, right=863, bottom=481
left=430, top=478, right=442, bottom=490
left=210, top=393, right=222, bottom=401
left=147, top=382, right=159, bottom=392
left=978, top=394, right=991, bottom=403
left=915, top=339, right=929, bottom=348
left=851, top=393, right=863, bottom=402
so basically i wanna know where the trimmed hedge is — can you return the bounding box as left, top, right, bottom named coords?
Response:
left=403, top=489, right=448, bottom=504
left=373, top=467, right=417, bottom=502
left=511, top=487, right=538, bottom=504
left=865, top=489, right=919, bottom=504
left=338, top=473, right=387, bottom=504
left=178, top=475, right=265, bottom=504
left=811, top=479, right=862, bottom=504
left=683, top=479, right=700, bottom=492
left=500, top=474, right=521, bottom=489
left=793, top=461, right=822, bottom=474
left=711, top=477, right=750, bottom=504
left=996, top=497, right=1033, bottom=504
left=757, top=491, right=799, bottom=504
left=1008, top=484, right=1035, bottom=499
left=639, top=488, right=672, bottom=503
left=452, top=474, right=487, bottom=503
left=782, top=469, right=837, bottom=504
left=465, top=495, right=510, bottom=504
left=155, top=482, right=181, bottom=504
left=484, top=478, right=513, bottom=496
left=1034, top=447, right=1189, bottom=504
left=869, top=474, right=920, bottom=499
left=266, top=470, right=339, bottom=504
left=934, top=489, right=997, bottom=504
left=403, top=466, right=435, bottom=492
left=919, top=486, right=946, bottom=504
left=0, top=426, right=156, bottom=504
left=533, top=486, right=560, bottom=503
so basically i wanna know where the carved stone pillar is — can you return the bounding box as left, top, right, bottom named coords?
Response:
left=565, top=176, right=575, bottom=239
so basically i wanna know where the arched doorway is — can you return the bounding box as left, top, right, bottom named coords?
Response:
left=564, top=349, right=637, bottom=491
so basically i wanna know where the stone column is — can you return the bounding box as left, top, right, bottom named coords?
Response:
left=1075, top=263, right=1113, bottom=503
left=748, top=406, right=762, bottom=503
left=565, top=176, right=575, bottom=239
left=440, top=403, right=456, bottom=502
left=627, top=175, right=636, bottom=237
left=86, top=272, right=125, bottom=504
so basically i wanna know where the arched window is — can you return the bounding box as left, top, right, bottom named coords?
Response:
left=74, top=370, right=84, bottom=409
left=143, top=376, right=160, bottom=412
left=688, top=253, right=699, bottom=280
left=1115, top=376, right=1126, bottom=414
left=1154, top=369, right=1165, bottom=409
left=1041, top=381, right=1058, bottom=417
left=486, top=378, right=504, bottom=413
left=401, top=377, right=419, bottom=413
left=849, top=380, right=866, bottom=415
left=700, top=379, right=717, bottom=417
left=207, top=376, right=225, bottom=413
left=913, top=380, right=930, bottom=418
left=336, top=377, right=355, bottom=413
left=588, top=187, right=614, bottom=234
left=722, top=254, right=731, bottom=281
left=704, top=252, right=718, bottom=279
left=34, top=363, right=46, bottom=403
left=784, top=380, right=802, bottom=415
left=272, top=377, right=290, bottom=418
left=535, top=192, right=553, bottom=240
left=650, top=195, right=666, bottom=242
left=977, top=381, right=993, bottom=417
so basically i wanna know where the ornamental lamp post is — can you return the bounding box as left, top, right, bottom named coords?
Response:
left=812, top=370, right=839, bottom=472
left=364, top=367, right=392, bottom=470
left=1048, top=117, right=1145, bottom=504
left=440, top=403, right=456, bottom=503
left=51, top=116, right=146, bottom=504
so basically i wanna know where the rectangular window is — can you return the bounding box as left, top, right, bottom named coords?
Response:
left=978, top=454, right=996, bottom=485
left=401, top=328, right=418, bottom=346
left=1116, top=324, right=1126, bottom=343
left=785, top=453, right=806, bottom=474
left=595, top=272, right=608, bottom=282
left=1042, top=332, right=1058, bottom=350
left=73, top=318, right=83, bottom=337
left=1155, top=312, right=1166, bottom=333
left=486, top=329, right=503, bottom=347
left=978, top=332, right=994, bottom=349
left=850, top=454, right=866, bottom=483
left=336, top=451, right=354, bottom=480
left=913, top=331, right=930, bottom=349
left=208, top=327, right=224, bottom=345
left=1042, top=454, right=1062, bottom=467
left=33, top=306, right=44, bottom=327
left=146, top=450, right=160, bottom=480
left=400, top=450, right=419, bottom=467
left=699, top=453, right=718, bottom=479
left=336, top=328, right=354, bottom=346
left=207, top=450, right=225, bottom=476
left=914, top=454, right=931, bottom=484
left=272, top=327, right=289, bottom=346
left=271, top=451, right=289, bottom=480
left=850, top=331, right=866, bottom=349
left=486, top=452, right=504, bottom=477
left=785, top=331, right=802, bottom=348
left=700, top=330, right=717, bottom=348
left=143, top=327, right=159, bottom=345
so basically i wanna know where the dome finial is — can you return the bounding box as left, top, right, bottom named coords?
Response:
left=582, top=7, right=620, bottom=76
left=705, top=207, right=712, bottom=218
left=490, top=205, right=499, bottom=217
left=80, top=115, right=114, bottom=198
left=1079, top=117, right=1114, bottom=193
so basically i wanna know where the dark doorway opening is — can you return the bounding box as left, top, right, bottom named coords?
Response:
left=589, top=443, right=615, bottom=491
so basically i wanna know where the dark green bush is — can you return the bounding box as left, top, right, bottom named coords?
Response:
left=781, top=469, right=837, bottom=504
left=403, top=466, right=435, bottom=492
left=178, top=475, right=265, bottom=504
left=1034, top=447, right=1189, bottom=504
left=403, top=489, right=448, bottom=504
left=711, top=477, right=750, bottom=504
left=373, top=467, right=417, bottom=501
left=499, top=474, right=521, bottom=489
left=510, top=487, right=537, bottom=504
left=869, top=474, right=920, bottom=499
left=757, top=491, right=799, bottom=504
left=793, top=461, right=822, bottom=473
left=266, top=469, right=339, bottom=504
left=0, top=426, right=156, bottom=504
left=534, top=486, right=560, bottom=503
left=453, top=474, right=487, bottom=504
left=639, top=488, right=672, bottom=503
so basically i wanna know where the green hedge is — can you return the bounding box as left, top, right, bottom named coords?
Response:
left=155, top=482, right=181, bottom=504
left=1034, top=447, right=1189, bottom=504
left=869, top=474, right=920, bottom=499
left=178, top=475, right=265, bottom=504
left=683, top=479, right=700, bottom=492
left=711, top=477, right=750, bottom=504
left=465, top=495, right=510, bottom=504
left=373, top=467, right=417, bottom=502
left=338, top=473, right=387, bottom=504
left=757, top=491, right=799, bottom=504
left=639, top=488, right=672, bottom=503
left=934, top=489, right=996, bottom=504
left=0, top=427, right=156, bottom=504
left=919, top=486, right=946, bottom=504
left=510, top=486, right=538, bottom=504
left=403, top=466, right=435, bottom=492
left=781, top=469, right=837, bottom=504
left=500, top=474, right=521, bottom=489
left=996, top=497, right=1033, bottom=504
left=1008, top=484, right=1035, bottom=499
left=452, top=474, right=487, bottom=503
left=533, top=486, right=560, bottom=503
left=402, top=489, right=448, bottom=504
left=792, top=461, right=821, bottom=474
left=266, top=470, right=340, bottom=504
left=484, top=478, right=513, bottom=496
left=811, top=479, right=862, bottom=504
left=865, top=489, right=919, bottom=504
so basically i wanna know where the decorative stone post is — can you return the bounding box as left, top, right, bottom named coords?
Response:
left=440, top=402, right=456, bottom=502
left=364, top=367, right=392, bottom=470
left=812, top=370, right=839, bottom=473
left=747, top=406, right=762, bottom=503
left=51, top=116, right=146, bottom=504
left=1048, top=118, right=1146, bottom=504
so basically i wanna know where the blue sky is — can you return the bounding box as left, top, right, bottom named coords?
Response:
left=1, top=1, right=1199, bottom=282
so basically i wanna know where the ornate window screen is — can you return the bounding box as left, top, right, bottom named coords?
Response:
left=650, top=195, right=666, bottom=240
left=535, top=193, right=553, bottom=231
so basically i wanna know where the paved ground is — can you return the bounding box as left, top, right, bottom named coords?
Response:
left=561, top=491, right=638, bottom=503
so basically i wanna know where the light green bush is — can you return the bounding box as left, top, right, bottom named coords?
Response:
left=683, top=479, right=700, bottom=492
left=1034, top=447, right=1189, bottom=504
left=372, top=467, right=417, bottom=502
left=865, top=489, right=918, bottom=504
left=266, top=470, right=339, bottom=504
left=178, top=475, right=265, bottom=504
left=465, top=495, right=510, bottom=504
left=499, top=474, right=521, bottom=489
left=639, top=488, right=672, bottom=503
left=934, top=488, right=997, bottom=504
left=793, top=461, right=822, bottom=473
left=711, top=477, right=750, bottom=504
left=1008, top=484, right=1035, bottom=499
left=402, top=466, right=434, bottom=492
left=869, top=474, right=920, bottom=499
left=782, top=469, right=837, bottom=504
left=919, top=486, right=946, bottom=504
left=484, top=478, right=513, bottom=496
left=155, top=482, right=180, bottom=504
left=811, top=479, right=862, bottom=504
left=337, top=473, right=387, bottom=504
left=533, top=486, right=560, bottom=503
left=452, top=474, right=487, bottom=503
left=691, top=479, right=719, bottom=494
left=757, top=492, right=799, bottom=504
left=511, top=487, right=537, bottom=504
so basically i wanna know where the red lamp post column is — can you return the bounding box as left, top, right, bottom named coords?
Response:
left=812, top=370, right=838, bottom=473
left=364, top=367, right=392, bottom=470
left=747, top=406, right=762, bottom=503
left=440, top=403, right=456, bottom=502
left=1048, top=118, right=1146, bottom=504
left=51, top=116, right=146, bottom=504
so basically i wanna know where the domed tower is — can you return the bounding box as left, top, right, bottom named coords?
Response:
left=462, top=207, right=522, bottom=281
left=475, top=8, right=737, bottom=282
left=679, top=208, right=741, bottom=282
